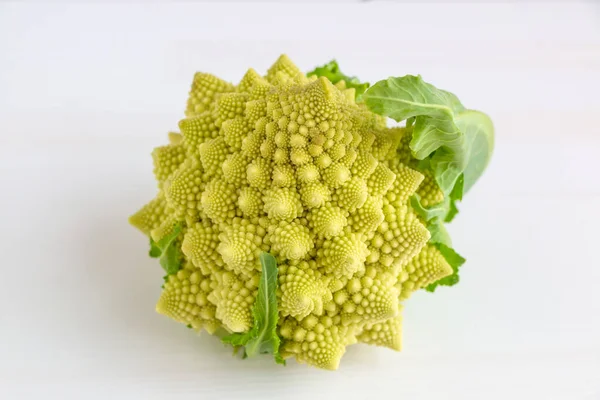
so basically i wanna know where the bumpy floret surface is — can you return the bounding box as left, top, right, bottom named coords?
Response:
left=131, top=55, right=453, bottom=370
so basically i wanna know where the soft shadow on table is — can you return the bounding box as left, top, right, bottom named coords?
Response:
left=79, top=193, right=229, bottom=352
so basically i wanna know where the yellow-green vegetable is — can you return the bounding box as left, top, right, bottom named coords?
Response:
left=129, top=55, right=493, bottom=370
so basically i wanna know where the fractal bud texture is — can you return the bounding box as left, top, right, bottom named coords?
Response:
left=130, top=55, right=493, bottom=370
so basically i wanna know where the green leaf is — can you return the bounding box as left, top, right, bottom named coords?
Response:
left=410, top=176, right=461, bottom=224
left=149, top=241, right=162, bottom=258
left=410, top=158, right=458, bottom=223
left=425, top=243, right=466, bottom=291
left=307, top=60, right=370, bottom=100
left=444, top=198, right=459, bottom=223
left=427, top=220, right=453, bottom=248
left=450, top=173, right=464, bottom=202
left=364, top=75, right=464, bottom=125
left=363, top=75, right=494, bottom=196
left=160, top=243, right=182, bottom=275
left=454, top=111, right=494, bottom=193
left=437, top=243, right=466, bottom=270
left=222, top=332, right=249, bottom=347
left=148, top=223, right=183, bottom=275
left=410, top=194, right=450, bottom=223
left=444, top=173, right=463, bottom=223
left=151, top=223, right=182, bottom=253
left=423, top=218, right=466, bottom=292
left=410, top=178, right=461, bottom=225
left=222, top=253, right=285, bottom=365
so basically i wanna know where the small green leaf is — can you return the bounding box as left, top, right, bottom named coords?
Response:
left=444, top=174, right=464, bottom=223
left=148, top=223, right=183, bottom=275
left=222, top=331, right=249, bottom=347
left=410, top=181, right=461, bottom=224
left=444, top=199, right=459, bottom=223
left=423, top=218, right=466, bottom=292
left=437, top=243, right=466, bottom=269
left=149, top=240, right=162, bottom=258
left=450, top=174, right=464, bottom=202
left=222, top=253, right=285, bottom=365
left=363, top=75, right=493, bottom=196
left=410, top=194, right=450, bottom=222
left=426, top=220, right=452, bottom=248
left=152, top=223, right=182, bottom=253
left=444, top=174, right=465, bottom=222
left=307, top=60, right=370, bottom=100
left=425, top=243, right=466, bottom=291
left=160, top=243, right=182, bottom=275
left=410, top=157, right=458, bottom=223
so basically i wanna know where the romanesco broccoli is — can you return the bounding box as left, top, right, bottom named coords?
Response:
left=130, top=55, right=493, bottom=370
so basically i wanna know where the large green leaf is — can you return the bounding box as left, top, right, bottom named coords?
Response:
left=363, top=75, right=494, bottom=196
left=222, top=253, right=285, bottom=365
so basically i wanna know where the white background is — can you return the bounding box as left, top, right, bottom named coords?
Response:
left=1, top=2, right=599, bottom=399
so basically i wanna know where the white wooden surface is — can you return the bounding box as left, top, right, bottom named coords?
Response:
left=0, top=3, right=599, bottom=399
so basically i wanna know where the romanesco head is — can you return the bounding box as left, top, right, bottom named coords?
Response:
left=131, top=55, right=461, bottom=370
